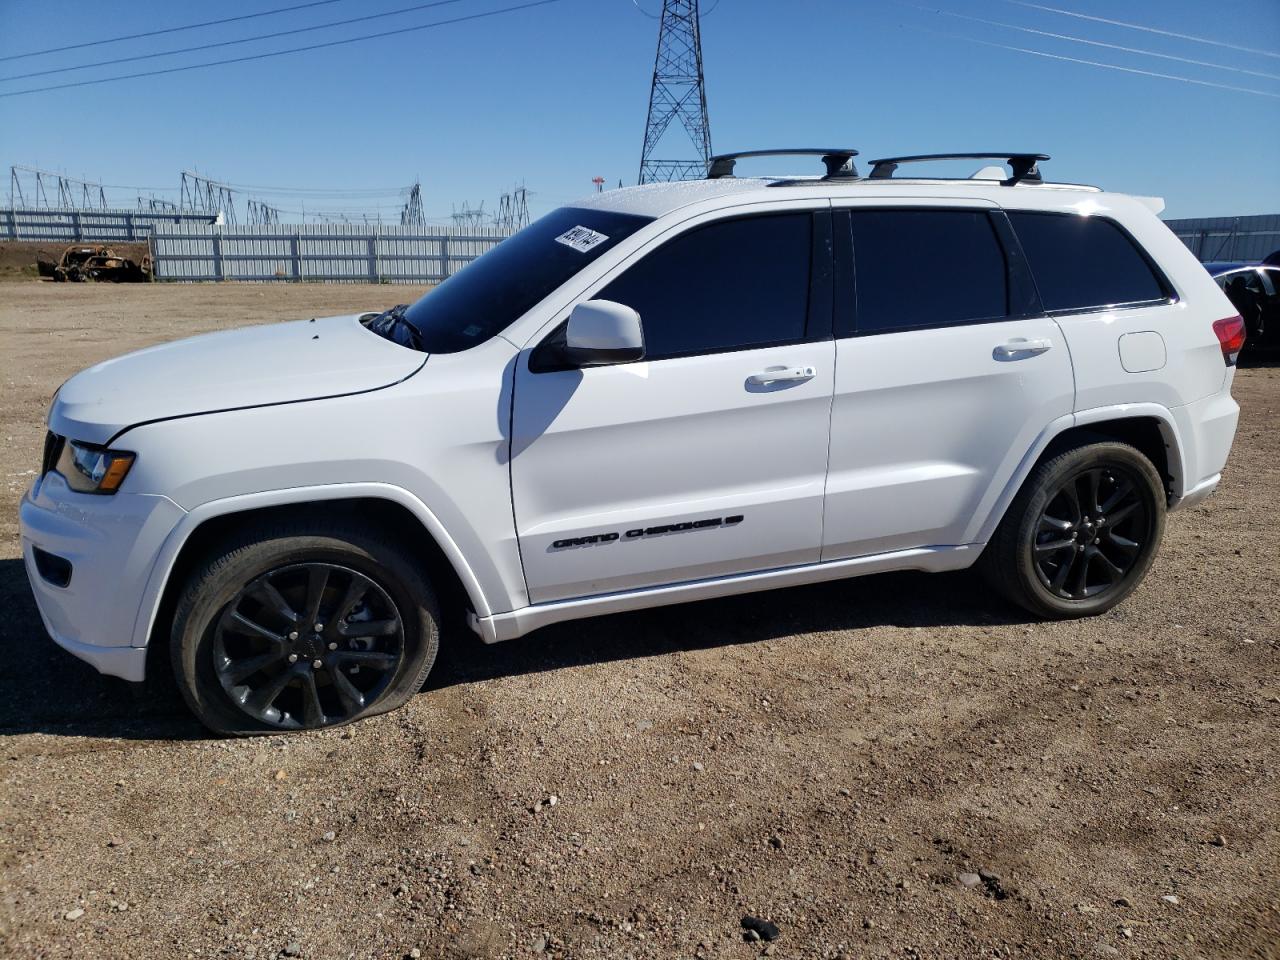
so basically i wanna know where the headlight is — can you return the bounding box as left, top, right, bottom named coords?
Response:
left=55, top=440, right=135, bottom=495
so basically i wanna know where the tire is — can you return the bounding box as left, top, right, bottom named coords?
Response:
left=981, top=440, right=1166, bottom=619
left=170, top=519, right=439, bottom=736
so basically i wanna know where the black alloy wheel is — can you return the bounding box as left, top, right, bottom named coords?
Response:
left=171, top=519, right=440, bottom=736
left=212, top=563, right=404, bottom=730
left=980, top=440, right=1166, bottom=619
left=1031, top=466, right=1151, bottom=601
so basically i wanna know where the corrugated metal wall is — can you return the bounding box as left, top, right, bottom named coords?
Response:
left=149, top=223, right=515, bottom=283
left=1164, top=214, right=1280, bottom=263
left=0, top=207, right=218, bottom=241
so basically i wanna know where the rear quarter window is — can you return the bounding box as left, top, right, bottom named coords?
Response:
left=1008, top=211, right=1169, bottom=313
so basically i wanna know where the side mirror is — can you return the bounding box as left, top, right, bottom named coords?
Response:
left=565, top=299, right=645, bottom=366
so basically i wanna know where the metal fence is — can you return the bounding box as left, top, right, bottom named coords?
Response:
left=149, top=223, right=515, bottom=283
left=1165, top=214, right=1280, bottom=263
left=0, top=206, right=218, bottom=242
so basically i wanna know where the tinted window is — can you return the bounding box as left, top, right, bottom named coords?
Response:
left=1009, top=211, right=1166, bottom=312
left=597, top=213, right=812, bottom=359
left=846, top=210, right=1009, bottom=334
left=398, top=207, right=651, bottom=353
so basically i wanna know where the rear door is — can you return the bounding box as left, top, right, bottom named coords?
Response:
left=510, top=205, right=836, bottom=604
left=822, top=202, right=1075, bottom=560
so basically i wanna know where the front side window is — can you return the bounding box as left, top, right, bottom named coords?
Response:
left=1008, top=211, right=1168, bottom=313
left=843, top=209, right=1011, bottom=335
left=596, top=212, right=814, bottom=360
left=394, top=207, right=652, bottom=353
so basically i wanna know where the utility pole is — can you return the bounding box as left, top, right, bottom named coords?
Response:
left=638, top=0, right=712, bottom=184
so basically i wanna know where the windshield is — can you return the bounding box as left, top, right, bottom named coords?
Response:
left=396, top=206, right=653, bottom=353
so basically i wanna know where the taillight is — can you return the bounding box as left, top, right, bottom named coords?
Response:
left=1212, top=315, right=1247, bottom=366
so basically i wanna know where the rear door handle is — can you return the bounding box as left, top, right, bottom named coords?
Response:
left=747, top=365, right=817, bottom=385
left=994, top=337, right=1053, bottom=359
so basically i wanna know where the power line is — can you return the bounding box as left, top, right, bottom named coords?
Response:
left=220, top=184, right=414, bottom=197
left=0, top=0, right=566, bottom=99
left=936, top=30, right=1280, bottom=99
left=998, top=0, right=1280, bottom=61
left=0, top=0, right=348, bottom=63
left=906, top=4, right=1280, bottom=82
left=0, top=0, right=473, bottom=83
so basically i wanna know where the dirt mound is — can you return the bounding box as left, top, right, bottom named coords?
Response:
left=0, top=240, right=151, bottom=281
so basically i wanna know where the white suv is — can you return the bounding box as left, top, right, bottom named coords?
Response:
left=20, top=150, right=1245, bottom=734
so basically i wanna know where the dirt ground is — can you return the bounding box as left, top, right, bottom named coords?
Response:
left=0, top=281, right=1277, bottom=960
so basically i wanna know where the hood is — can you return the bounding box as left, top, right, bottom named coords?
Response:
left=49, top=313, right=426, bottom=445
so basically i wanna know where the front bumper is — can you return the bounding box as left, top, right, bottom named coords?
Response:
left=19, top=472, right=185, bottom=682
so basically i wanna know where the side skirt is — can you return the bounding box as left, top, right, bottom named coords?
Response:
left=470, top=544, right=980, bottom=643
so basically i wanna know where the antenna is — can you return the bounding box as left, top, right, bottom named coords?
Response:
left=638, top=0, right=712, bottom=184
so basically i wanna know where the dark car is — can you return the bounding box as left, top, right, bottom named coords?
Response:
left=1207, top=261, right=1280, bottom=359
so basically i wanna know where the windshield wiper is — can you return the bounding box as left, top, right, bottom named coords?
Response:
left=368, top=303, right=424, bottom=351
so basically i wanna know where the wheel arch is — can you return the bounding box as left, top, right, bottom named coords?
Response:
left=972, top=404, right=1187, bottom=546
left=132, top=484, right=493, bottom=659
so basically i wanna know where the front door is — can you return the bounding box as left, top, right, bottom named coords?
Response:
left=511, top=208, right=835, bottom=604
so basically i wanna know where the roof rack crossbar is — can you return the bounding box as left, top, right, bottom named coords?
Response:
left=867, top=153, right=1050, bottom=185
left=707, top=148, right=860, bottom=180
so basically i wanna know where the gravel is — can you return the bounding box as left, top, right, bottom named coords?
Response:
left=1, top=282, right=1278, bottom=958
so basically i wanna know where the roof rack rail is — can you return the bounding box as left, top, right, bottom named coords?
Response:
left=707, top=148, right=859, bottom=180
left=867, top=153, right=1050, bottom=186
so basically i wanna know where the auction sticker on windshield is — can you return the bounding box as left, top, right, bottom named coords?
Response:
left=555, top=226, right=609, bottom=253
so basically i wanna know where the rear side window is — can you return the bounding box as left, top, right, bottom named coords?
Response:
left=1008, top=212, right=1167, bottom=312
left=597, top=213, right=812, bottom=360
left=845, top=209, right=1010, bottom=334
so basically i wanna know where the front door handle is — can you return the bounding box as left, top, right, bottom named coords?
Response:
left=994, top=337, right=1053, bottom=359
left=747, top=365, right=817, bottom=385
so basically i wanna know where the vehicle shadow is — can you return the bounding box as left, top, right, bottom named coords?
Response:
left=0, top=556, right=1032, bottom=741
left=0, top=559, right=204, bottom=741
left=425, top=565, right=1032, bottom=693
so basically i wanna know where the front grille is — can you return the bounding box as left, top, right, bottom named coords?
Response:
left=41, top=431, right=64, bottom=477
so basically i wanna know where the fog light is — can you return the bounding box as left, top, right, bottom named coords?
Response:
left=33, top=547, right=72, bottom=588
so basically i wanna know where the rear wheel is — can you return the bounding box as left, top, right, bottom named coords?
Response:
left=171, top=520, right=439, bottom=735
left=981, top=441, right=1166, bottom=619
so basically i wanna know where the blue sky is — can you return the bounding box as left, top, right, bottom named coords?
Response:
left=1, top=0, right=1277, bottom=221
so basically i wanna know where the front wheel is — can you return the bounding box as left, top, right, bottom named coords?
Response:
left=981, top=441, right=1166, bottom=619
left=171, top=520, right=439, bottom=735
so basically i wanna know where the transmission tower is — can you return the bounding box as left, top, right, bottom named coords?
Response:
left=451, top=202, right=486, bottom=229
left=638, top=0, right=712, bottom=184
left=138, top=195, right=179, bottom=213
left=247, top=199, right=281, bottom=226
left=400, top=182, right=425, bottom=228
left=10, top=165, right=108, bottom=209
left=494, top=186, right=530, bottom=231
left=180, top=171, right=239, bottom=225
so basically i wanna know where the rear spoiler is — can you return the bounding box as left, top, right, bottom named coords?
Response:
left=1133, top=195, right=1166, bottom=215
